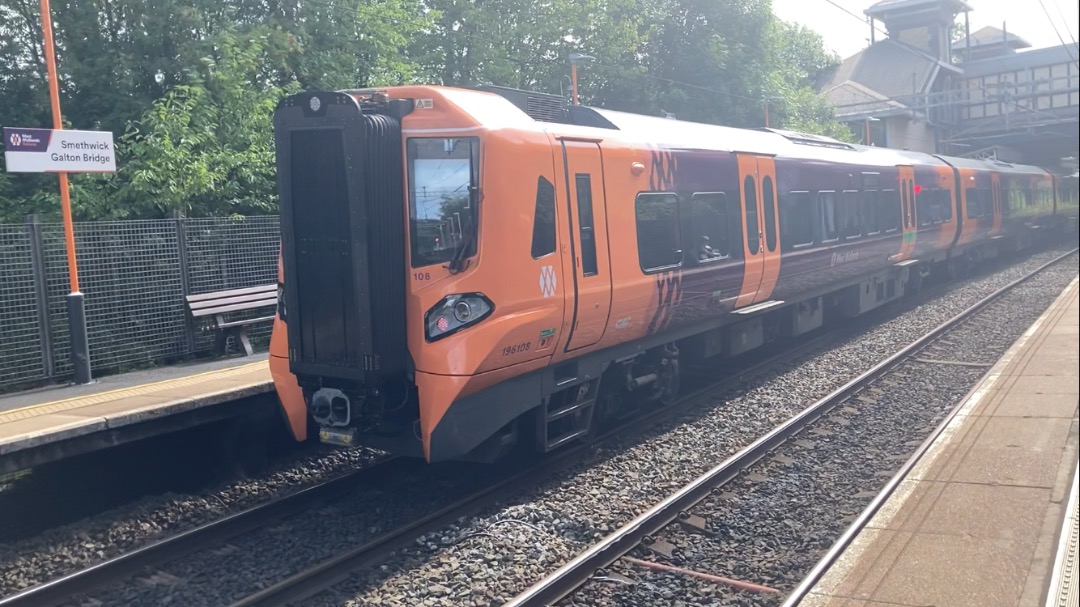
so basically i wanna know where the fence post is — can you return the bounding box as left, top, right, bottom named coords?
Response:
left=173, top=212, right=197, bottom=354
left=26, top=214, right=56, bottom=378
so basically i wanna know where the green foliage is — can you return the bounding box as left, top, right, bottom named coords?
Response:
left=754, top=18, right=853, bottom=140
left=118, top=29, right=300, bottom=217
left=1, top=0, right=854, bottom=221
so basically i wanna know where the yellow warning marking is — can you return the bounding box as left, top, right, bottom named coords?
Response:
left=0, top=362, right=270, bottom=424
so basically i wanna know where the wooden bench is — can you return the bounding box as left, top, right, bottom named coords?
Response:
left=185, top=284, right=278, bottom=356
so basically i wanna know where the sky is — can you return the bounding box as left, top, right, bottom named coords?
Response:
left=772, top=0, right=1079, bottom=60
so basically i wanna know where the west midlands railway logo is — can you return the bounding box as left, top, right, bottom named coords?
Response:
left=7, top=130, right=44, bottom=150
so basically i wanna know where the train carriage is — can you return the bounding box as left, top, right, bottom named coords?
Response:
left=268, top=85, right=1072, bottom=464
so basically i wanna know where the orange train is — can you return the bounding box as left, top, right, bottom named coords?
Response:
left=268, top=85, right=1078, bottom=463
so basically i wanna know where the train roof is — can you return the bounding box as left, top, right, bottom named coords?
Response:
left=933, top=154, right=1050, bottom=176
left=586, top=106, right=948, bottom=169
left=369, top=85, right=1053, bottom=178
left=581, top=107, right=1049, bottom=177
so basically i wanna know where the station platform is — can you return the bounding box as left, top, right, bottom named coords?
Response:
left=0, top=355, right=274, bottom=475
left=801, top=277, right=1079, bottom=607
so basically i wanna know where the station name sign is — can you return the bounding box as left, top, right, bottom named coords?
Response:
left=3, top=127, right=116, bottom=173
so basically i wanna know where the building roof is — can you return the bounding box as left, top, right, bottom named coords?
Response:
left=822, top=80, right=910, bottom=119
left=962, top=42, right=1079, bottom=77
left=957, top=26, right=1031, bottom=51
left=865, top=0, right=971, bottom=19
left=819, top=39, right=954, bottom=117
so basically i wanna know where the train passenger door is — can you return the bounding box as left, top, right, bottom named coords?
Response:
left=735, top=154, right=781, bottom=308
left=990, top=172, right=1003, bottom=234
left=896, top=165, right=917, bottom=260
left=559, top=139, right=612, bottom=352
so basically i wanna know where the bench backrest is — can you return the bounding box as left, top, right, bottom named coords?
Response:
left=185, top=284, right=277, bottom=318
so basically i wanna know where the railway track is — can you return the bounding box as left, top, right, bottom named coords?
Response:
left=218, top=249, right=1079, bottom=607
left=0, top=320, right=845, bottom=607
left=220, top=325, right=858, bottom=607
left=2, top=246, right=1073, bottom=607
left=500, top=247, right=1079, bottom=607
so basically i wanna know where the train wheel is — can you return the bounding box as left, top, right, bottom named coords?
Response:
left=657, top=353, right=681, bottom=407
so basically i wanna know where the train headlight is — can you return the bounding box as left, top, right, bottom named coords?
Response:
left=425, top=293, right=494, bottom=342
left=453, top=300, right=473, bottom=322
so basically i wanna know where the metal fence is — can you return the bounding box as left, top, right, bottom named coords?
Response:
left=0, top=216, right=280, bottom=391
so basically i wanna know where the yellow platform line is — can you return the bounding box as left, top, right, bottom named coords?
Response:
left=0, top=361, right=270, bottom=424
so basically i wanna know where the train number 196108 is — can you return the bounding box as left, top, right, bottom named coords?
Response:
left=501, top=342, right=531, bottom=356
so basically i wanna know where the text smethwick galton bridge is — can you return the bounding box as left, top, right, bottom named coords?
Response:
left=52, top=139, right=111, bottom=165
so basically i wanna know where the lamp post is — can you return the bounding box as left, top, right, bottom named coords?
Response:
left=864, top=116, right=881, bottom=146
left=569, top=53, right=595, bottom=106
left=762, top=95, right=783, bottom=128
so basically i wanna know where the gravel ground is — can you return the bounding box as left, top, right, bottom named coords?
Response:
left=563, top=251, right=1079, bottom=607
left=1, top=246, right=1074, bottom=606
left=296, top=249, right=1075, bottom=607
left=0, top=443, right=385, bottom=596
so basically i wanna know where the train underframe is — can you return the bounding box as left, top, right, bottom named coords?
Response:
left=288, top=222, right=1068, bottom=464
left=304, top=254, right=912, bottom=462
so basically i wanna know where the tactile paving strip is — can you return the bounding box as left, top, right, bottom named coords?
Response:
left=0, top=362, right=269, bottom=424
left=1048, top=465, right=1079, bottom=607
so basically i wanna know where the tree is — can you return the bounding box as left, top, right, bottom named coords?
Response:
left=0, top=0, right=855, bottom=221
left=757, top=18, right=854, bottom=140
left=412, top=0, right=645, bottom=95
left=0, top=0, right=431, bottom=220
left=231, top=0, right=433, bottom=89
left=117, top=27, right=300, bottom=218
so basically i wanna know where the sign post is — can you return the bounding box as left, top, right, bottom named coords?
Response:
left=1, top=0, right=116, bottom=385
left=42, top=0, right=92, bottom=384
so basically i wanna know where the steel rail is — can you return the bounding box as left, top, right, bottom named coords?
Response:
left=225, top=330, right=855, bottom=607
left=779, top=249, right=1079, bottom=607
left=0, top=455, right=402, bottom=607
left=6, top=245, right=1071, bottom=607
left=0, top=321, right=836, bottom=607
left=501, top=247, right=1079, bottom=607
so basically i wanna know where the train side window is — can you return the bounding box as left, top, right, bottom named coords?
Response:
left=635, top=192, right=683, bottom=273
left=575, top=174, right=598, bottom=276
left=531, top=176, right=557, bottom=258
left=1036, top=181, right=1053, bottom=210
left=905, top=182, right=915, bottom=227
left=966, top=188, right=991, bottom=219
left=1007, top=184, right=1024, bottom=214
left=762, top=176, right=777, bottom=253
left=743, top=176, right=760, bottom=254
left=881, top=189, right=900, bottom=232
left=840, top=190, right=861, bottom=239
left=937, top=189, right=954, bottom=221
left=864, top=190, right=880, bottom=235
left=916, top=189, right=932, bottom=226
left=780, top=191, right=814, bottom=250
left=690, top=192, right=731, bottom=262
left=818, top=191, right=838, bottom=242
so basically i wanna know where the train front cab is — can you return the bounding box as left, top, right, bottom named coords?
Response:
left=271, top=90, right=419, bottom=456
left=270, top=87, right=585, bottom=463
left=270, top=254, right=306, bottom=442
